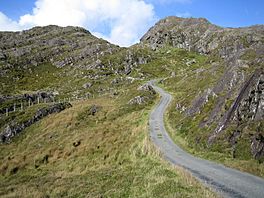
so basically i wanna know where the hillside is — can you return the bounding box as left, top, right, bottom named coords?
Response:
left=140, top=16, right=264, bottom=174
left=0, top=24, right=217, bottom=197
left=0, top=16, right=263, bottom=196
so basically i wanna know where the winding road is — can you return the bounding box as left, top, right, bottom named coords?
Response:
left=148, top=80, right=264, bottom=198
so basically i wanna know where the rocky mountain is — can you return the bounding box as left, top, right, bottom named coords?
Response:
left=0, top=25, right=118, bottom=69
left=0, top=16, right=263, bottom=191
left=141, top=16, right=264, bottom=161
left=141, top=16, right=264, bottom=60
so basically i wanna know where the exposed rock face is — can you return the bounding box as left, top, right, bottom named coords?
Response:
left=141, top=16, right=264, bottom=159
left=0, top=102, right=72, bottom=143
left=251, top=133, right=264, bottom=160
left=187, top=88, right=216, bottom=116
left=116, top=50, right=152, bottom=75
left=209, top=69, right=264, bottom=143
left=0, top=25, right=119, bottom=70
left=140, top=16, right=264, bottom=60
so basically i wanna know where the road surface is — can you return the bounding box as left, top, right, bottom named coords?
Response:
left=148, top=80, right=264, bottom=198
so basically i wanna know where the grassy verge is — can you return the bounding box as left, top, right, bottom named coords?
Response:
left=163, top=92, right=264, bottom=178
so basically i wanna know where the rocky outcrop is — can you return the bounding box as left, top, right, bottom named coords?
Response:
left=251, top=133, right=264, bottom=160
left=0, top=102, right=72, bottom=143
left=0, top=25, right=119, bottom=71
left=140, top=16, right=264, bottom=61
left=0, top=92, right=55, bottom=115
left=209, top=69, right=264, bottom=143
left=129, top=84, right=156, bottom=105
left=128, top=96, right=147, bottom=105
left=137, top=84, right=156, bottom=95
left=141, top=16, right=264, bottom=160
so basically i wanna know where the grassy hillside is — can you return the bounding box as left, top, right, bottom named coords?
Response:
left=135, top=46, right=264, bottom=177
left=1, top=22, right=263, bottom=197
left=0, top=82, right=216, bottom=197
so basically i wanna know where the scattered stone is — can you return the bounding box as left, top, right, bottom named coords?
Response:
left=82, top=83, right=92, bottom=89
left=89, top=105, right=100, bottom=116
left=73, top=140, right=81, bottom=147
left=186, top=59, right=196, bottom=66
left=128, top=96, right=146, bottom=105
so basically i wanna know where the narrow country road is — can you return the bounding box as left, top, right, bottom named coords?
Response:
left=148, top=80, right=264, bottom=198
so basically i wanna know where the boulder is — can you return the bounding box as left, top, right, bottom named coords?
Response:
left=82, top=83, right=93, bottom=89
left=128, top=96, right=146, bottom=105
left=137, top=84, right=156, bottom=95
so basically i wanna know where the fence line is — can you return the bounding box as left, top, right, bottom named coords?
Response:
left=3, top=95, right=91, bottom=117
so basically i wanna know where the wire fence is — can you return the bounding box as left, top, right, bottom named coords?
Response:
left=2, top=95, right=91, bottom=117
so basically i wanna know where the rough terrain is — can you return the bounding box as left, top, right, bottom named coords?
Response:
left=149, top=80, right=264, bottom=198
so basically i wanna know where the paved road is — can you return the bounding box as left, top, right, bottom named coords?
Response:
left=148, top=80, right=264, bottom=198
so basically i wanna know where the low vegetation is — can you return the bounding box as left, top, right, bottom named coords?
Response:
left=0, top=83, right=217, bottom=197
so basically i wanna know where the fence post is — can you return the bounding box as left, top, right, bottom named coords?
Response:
left=28, top=99, right=31, bottom=107
left=6, top=108, right=8, bottom=116
left=21, top=102, right=23, bottom=111
left=37, top=97, right=40, bottom=104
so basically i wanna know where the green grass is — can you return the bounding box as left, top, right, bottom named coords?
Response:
left=1, top=42, right=262, bottom=197
left=161, top=77, right=264, bottom=178
left=0, top=103, right=50, bottom=130
left=128, top=46, right=264, bottom=178
left=0, top=89, right=217, bottom=197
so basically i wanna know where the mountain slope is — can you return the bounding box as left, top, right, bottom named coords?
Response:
left=140, top=16, right=264, bottom=174
left=0, top=24, right=218, bottom=197
left=0, top=16, right=263, bottom=196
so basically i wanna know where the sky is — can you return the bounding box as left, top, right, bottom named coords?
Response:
left=0, top=0, right=263, bottom=47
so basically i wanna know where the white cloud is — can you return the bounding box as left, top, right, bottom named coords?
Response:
left=0, top=0, right=155, bottom=47
left=0, top=12, right=21, bottom=31
left=176, top=12, right=191, bottom=18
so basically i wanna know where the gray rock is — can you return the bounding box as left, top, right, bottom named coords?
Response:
left=251, top=133, right=264, bottom=160
left=137, top=84, right=156, bottom=95
left=186, top=59, right=196, bottom=66
left=140, top=16, right=264, bottom=60
left=82, top=83, right=92, bottom=89
left=89, top=105, right=100, bottom=116
left=0, top=102, right=72, bottom=143
left=128, top=96, right=146, bottom=105
left=0, top=50, right=6, bottom=60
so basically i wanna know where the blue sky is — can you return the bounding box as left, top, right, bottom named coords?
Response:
left=149, top=0, right=264, bottom=27
left=0, top=0, right=263, bottom=46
